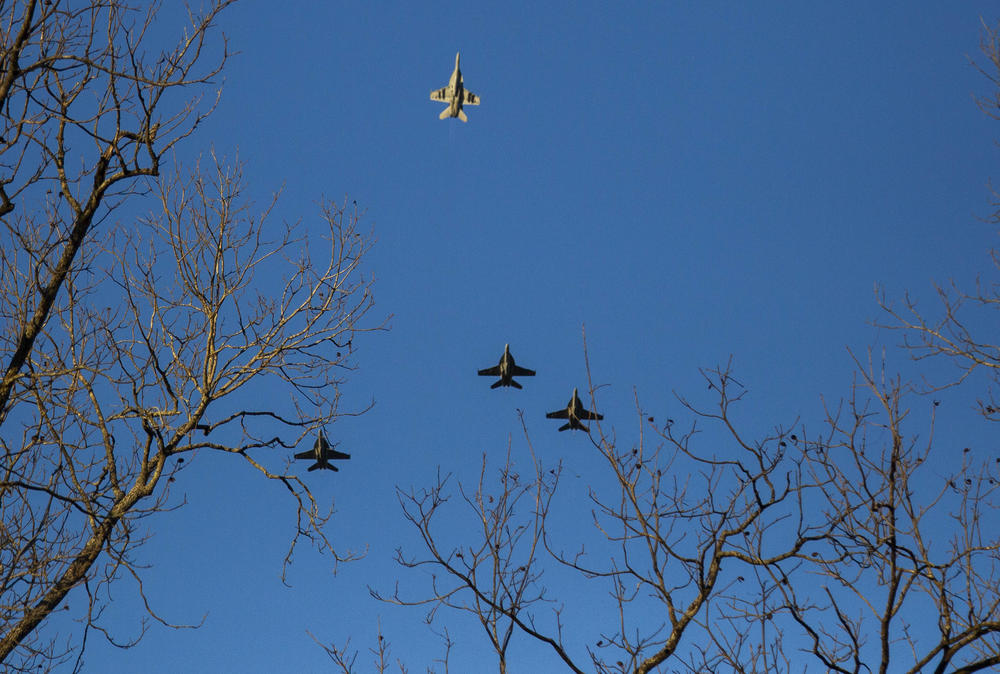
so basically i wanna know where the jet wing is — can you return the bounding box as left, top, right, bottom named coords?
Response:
left=478, top=366, right=501, bottom=377
left=580, top=410, right=604, bottom=421
left=295, top=449, right=315, bottom=460
left=324, top=449, right=351, bottom=461
left=430, top=87, right=453, bottom=102
left=463, top=90, right=480, bottom=105
left=546, top=410, right=569, bottom=419
left=511, top=365, right=535, bottom=377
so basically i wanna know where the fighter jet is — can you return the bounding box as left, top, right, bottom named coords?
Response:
left=295, top=432, right=351, bottom=472
left=478, top=343, right=535, bottom=389
left=430, top=52, right=480, bottom=122
left=546, top=388, right=603, bottom=432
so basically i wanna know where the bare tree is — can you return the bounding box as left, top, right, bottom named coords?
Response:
left=876, top=268, right=1000, bottom=420
left=367, top=348, right=998, bottom=672
left=374, top=436, right=565, bottom=674
left=874, top=20, right=1000, bottom=421
left=0, top=2, right=383, bottom=669
left=369, top=355, right=841, bottom=672
left=3, top=152, right=381, bottom=669
left=755, top=353, right=1000, bottom=673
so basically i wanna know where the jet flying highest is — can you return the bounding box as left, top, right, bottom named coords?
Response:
left=430, top=52, right=480, bottom=122
left=295, top=432, right=351, bottom=472
left=546, top=388, right=603, bottom=432
left=478, top=343, right=535, bottom=389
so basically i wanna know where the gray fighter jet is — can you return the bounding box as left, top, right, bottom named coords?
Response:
left=295, top=432, right=351, bottom=472
left=478, top=343, right=535, bottom=389
left=430, top=52, right=480, bottom=122
left=546, top=388, right=603, bottom=432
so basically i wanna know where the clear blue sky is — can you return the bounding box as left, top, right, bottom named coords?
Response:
left=62, top=1, right=999, bottom=670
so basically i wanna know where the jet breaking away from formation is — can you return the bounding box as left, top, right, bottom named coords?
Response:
left=478, top=343, right=536, bottom=389
left=546, top=388, right=604, bottom=432
left=430, top=52, right=480, bottom=122
left=295, top=432, right=351, bottom=472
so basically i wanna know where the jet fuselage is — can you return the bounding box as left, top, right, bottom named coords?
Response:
left=497, top=344, right=513, bottom=379
left=565, top=394, right=585, bottom=427
left=446, top=60, right=464, bottom=117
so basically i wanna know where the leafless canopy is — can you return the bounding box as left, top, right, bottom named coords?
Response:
left=359, top=345, right=998, bottom=673
left=1, top=1, right=382, bottom=669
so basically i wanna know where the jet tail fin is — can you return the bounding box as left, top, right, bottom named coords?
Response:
left=510, top=380, right=523, bottom=390
left=490, top=380, right=503, bottom=389
left=558, top=423, right=571, bottom=432
left=308, top=462, right=340, bottom=472
left=439, top=108, right=450, bottom=120
left=458, top=109, right=468, bottom=122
